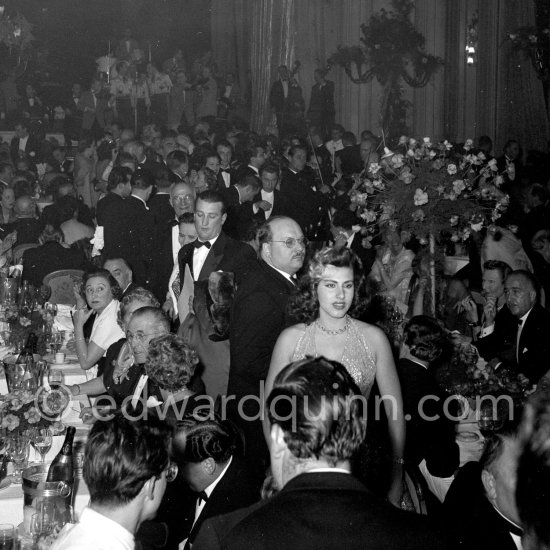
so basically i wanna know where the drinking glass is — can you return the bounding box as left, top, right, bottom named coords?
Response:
left=47, top=332, right=63, bottom=355
left=8, top=434, right=30, bottom=483
left=29, top=428, right=52, bottom=464
left=0, top=524, right=15, bottom=550
left=48, top=369, right=63, bottom=390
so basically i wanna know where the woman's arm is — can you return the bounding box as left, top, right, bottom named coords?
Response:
left=369, top=325, right=406, bottom=507
left=73, top=307, right=106, bottom=370
left=375, top=253, right=413, bottom=291
left=262, top=327, right=299, bottom=441
left=69, top=375, right=106, bottom=396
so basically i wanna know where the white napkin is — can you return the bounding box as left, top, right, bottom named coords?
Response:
left=53, top=304, right=75, bottom=332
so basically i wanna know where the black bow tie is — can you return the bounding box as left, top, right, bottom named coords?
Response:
left=170, top=219, right=179, bottom=227
left=517, top=318, right=524, bottom=326
left=196, top=491, right=209, bottom=504
left=220, top=167, right=231, bottom=173
left=193, top=240, right=211, bottom=249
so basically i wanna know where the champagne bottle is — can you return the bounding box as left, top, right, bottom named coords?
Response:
left=16, top=332, right=37, bottom=390
left=46, top=426, right=75, bottom=483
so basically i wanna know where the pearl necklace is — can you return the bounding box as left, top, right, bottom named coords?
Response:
left=315, top=315, right=350, bottom=336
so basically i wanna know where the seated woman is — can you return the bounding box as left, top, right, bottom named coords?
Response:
left=57, top=195, right=94, bottom=246
left=370, top=226, right=415, bottom=313
left=268, top=246, right=405, bottom=506
left=397, top=315, right=459, bottom=503
left=72, top=268, right=125, bottom=373
left=69, top=287, right=159, bottom=405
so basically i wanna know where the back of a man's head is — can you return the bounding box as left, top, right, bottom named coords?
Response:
left=84, top=413, right=170, bottom=507
left=267, top=357, right=366, bottom=483
left=517, top=391, right=550, bottom=550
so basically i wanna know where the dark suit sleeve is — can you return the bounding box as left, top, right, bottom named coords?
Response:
left=193, top=520, right=223, bottom=550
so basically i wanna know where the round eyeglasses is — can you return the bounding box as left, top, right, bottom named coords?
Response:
left=269, top=237, right=307, bottom=248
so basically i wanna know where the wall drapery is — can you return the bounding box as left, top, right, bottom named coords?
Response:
left=211, top=0, right=549, bottom=148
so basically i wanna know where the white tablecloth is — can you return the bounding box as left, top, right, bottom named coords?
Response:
left=0, top=395, right=91, bottom=527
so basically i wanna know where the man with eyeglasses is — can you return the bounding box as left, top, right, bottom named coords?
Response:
left=53, top=413, right=175, bottom=550
left=228, top=215, right=306, bottom=480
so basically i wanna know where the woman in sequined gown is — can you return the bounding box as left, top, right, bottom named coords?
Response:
left=266, top=246, right=405, bottom=507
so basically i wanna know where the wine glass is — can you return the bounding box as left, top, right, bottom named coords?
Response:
left=29, top=428, right=52, bottom=464
left=8, top=434, right=30, bottom=483
left=48, top=369, right=63, bottom=390
left=47, top=332, right=63, bottom=356
left=0, top=523, right=15, bottom=550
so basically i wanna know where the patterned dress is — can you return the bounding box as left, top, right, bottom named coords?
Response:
left=291, top=317, right=377, bottom=397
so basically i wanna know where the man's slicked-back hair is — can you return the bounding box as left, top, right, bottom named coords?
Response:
left=483, top=260, right=512, bottom=283
left=172, top=412, right=242, bottom=465
left=131, top=169, right=154, bottom=190
left=84, top=413, right=170, bottom=506
left=267, top=357, right=367, bottom=465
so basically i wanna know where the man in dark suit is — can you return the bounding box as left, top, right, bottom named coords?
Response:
left=177, top=190, right=256, bottom=397
left=195, top=357, right=444, bottom=550
left=504, top=269, right=550, bottom=383
left=96, top=166, right=132, bottom=259
left=252, top=164, right=289, bottom=223
left=331, top=209, right=375, bottom=274
left=79, top=78, right=108, bottom=140
left=148, top=165, right=175, bottom=226
left=103, top=257, right=138, bottom=298
left=171, top=413, right=261, bottom=550
left=10, top=120, right=41, bottom=165
left=335, top=131, right=363, bottom=176
left=14, top=196, right=41, bottom=246
left=117, top=170, right=156, bottom=290
left=222, top=175, right=260, bottom=240
left=444, top=429, right=523, bottom=550
left=233, top=144, right=266, bottom=186
left=269, top=65, right=290, bottom=134
left=228, top=215, right=305, bottom=478
left=280, top=145, right=328, bottom=240
left=216, top=140, right=236, bottom=189
left=307, top=69, right=335, bottom=136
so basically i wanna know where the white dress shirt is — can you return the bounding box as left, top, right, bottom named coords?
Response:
left=179, top=457, right=233, bottom=550
left=18, top=135, right=29, bottom=152
left=52, top=507, right=134, bottom=550
left=192, top=234, right=219, bottom=281
left=260, top=190, right=274, bottom=219
left=220, top=167, right=231, bottom=188
left=172, top=223, right=181, bottom=264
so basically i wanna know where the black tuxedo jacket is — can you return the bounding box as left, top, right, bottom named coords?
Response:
left=397, top=358, right=459, bottom=477
left=475, top=304, right=517, bottom=363
left=95, top=192, right=126, bottom=258
left=234, top=165, right=261, bottom=186
left=516, top=303, right=550, bottom=383
left=280, top=166, right=326, bottom=236
left=335, top=144, right=363, bottom=175
left=444, top=461, right=520, bottom=550
left=177, top=231, right=256, bottom=287
left=117, top=195, right=156, bottom=289
left=252, top=189, right=288, bottom=223
left=10, top=135, right=41, bottom=165
left=269, top=80, right=287, bottom=112
left=147, top=192, right=174, bottom=227
left=308, top=80, right=335, bottom=116
left=218, top=167, right=236, bottom=188
left=184, top=456, right=261, bottom=548
left=221, top=186, right=255, bottom=240
left=22, top=241, right=89, bottom=288
left=194, top=472, right=444, bottom=550
left=228, top=260, right=295, bottom=402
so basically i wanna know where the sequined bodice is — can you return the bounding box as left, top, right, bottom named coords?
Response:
left=291, top=318, right=377, bottom=397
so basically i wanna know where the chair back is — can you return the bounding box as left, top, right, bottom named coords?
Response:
left=13, top=243, right=39, bottom=264
left=43, top=269, right=85, bottom=306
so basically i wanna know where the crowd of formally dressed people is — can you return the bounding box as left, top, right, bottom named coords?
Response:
left=1, top=39, right=549, bottom=550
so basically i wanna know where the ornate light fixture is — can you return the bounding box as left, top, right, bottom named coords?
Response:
left=465, top=11, right=478, bottom=65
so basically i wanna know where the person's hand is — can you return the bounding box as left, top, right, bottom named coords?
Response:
left=162, top=297, right=175, bottom=320
left=68, top=384, right=80, bottom=396
left=387, top=466, right=403, bottom=509
left=254, top=200, right=272, bottom=212
left=79, top=406, right=96, bottom=424
left=113, top=342, right=134, bottom=384
left=72, top=306, right=93, bottom=328
left=460, top=295, right=478, bottom=323
left=483, top=295, right=497, bottom=326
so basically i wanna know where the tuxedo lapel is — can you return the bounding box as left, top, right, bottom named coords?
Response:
left=198, top=233, right=226, bottom=281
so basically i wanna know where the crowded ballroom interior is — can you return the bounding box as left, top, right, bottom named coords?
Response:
left=0, top=0, right=549, bottom=549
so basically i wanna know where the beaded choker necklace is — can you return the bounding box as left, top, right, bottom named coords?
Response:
left=315, top=315, right=350, bottom=336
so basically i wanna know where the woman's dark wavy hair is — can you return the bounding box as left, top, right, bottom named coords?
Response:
left=172, top=412, right=242, bottom=464
left=288, top=246, right=368, bottom=324
left=403, top=315, right=449, bottom=363
left=145, top=334, right=199, bottom=391
left=82, top=268, right=123, bottom=301
left=267, top=357, right=367, bottom=465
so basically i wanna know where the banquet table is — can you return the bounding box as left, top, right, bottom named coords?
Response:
left=0, top=394, right=92, bottom=528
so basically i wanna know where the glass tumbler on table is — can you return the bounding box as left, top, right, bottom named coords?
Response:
left=48, top=369, right=63, bottom=391
left=8, top=433, right=30, bottom=483
left=0, top=524, right=15, bottom=550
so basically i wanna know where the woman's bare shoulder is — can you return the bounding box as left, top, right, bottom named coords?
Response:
left=278, top=323, right=308, bottom=341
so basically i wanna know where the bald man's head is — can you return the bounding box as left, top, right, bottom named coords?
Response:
left=14, top=195, right=35, bottom=218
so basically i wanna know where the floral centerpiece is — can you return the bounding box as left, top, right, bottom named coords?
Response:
left=350, top=136, right=510, bottom=248
left=0, top=388, right=67, bottom=433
